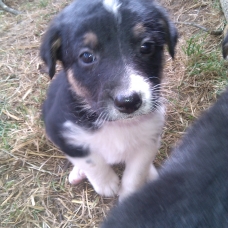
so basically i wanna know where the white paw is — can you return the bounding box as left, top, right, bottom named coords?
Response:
left=118, top=164, right=158, bottom=201
left=90, top=169, right=120, bottom=197
left=118, top=186, right=137, bottom=202
left=147, top=164, right=159, bottom=182
left=69, top=166, right=86, bottom=185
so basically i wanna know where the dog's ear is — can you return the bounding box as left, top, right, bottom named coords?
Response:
left=156, top=7, right=178, bottom=58
left=40, top=20, right=62, bottom=79
left=222, top=27, right=228, bottom=59
left=162, top=19, right=178, bottom=58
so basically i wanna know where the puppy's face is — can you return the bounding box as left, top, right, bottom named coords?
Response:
left=41, top=0, right=177, bottom=124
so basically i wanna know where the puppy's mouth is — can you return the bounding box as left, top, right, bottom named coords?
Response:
left=93, top=96, right=161, bottom=127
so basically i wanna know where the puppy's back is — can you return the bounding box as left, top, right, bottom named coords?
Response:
left=101, top=88, right=228, bottom=228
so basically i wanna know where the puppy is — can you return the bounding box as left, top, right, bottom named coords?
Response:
left=40, top=0, right=177, bottom=199
left=101, top=87, right=228, bottom=227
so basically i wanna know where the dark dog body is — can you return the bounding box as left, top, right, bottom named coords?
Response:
left=41, top=0, right=177, bottom=199
left=102, top=88, right=228, bottom=227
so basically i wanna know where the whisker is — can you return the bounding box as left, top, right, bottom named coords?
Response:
left=94, top=111, right=109, bottom=127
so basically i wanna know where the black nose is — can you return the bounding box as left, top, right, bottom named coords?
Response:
left=114, top=92, right=142, bottom=114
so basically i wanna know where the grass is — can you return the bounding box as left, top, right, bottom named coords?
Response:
left=212, top=0, right=222, bottom=11
left=184, top=33, right=228, bottom=95
left=39, top=0, right=49, bottom=8
left=0, top=121, right=19, bottom=149
left=185, top=34, right=227, bottom=77
left=0, top=0, right=227, bottom=227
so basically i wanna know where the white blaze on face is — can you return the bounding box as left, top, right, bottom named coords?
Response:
left=103, top=0, right=121, bottom=16
left=126, top=67, right=152, bottom=113
left=128, top=73, right=152, bottom=113
left=129, top=74, right=151, bottom=100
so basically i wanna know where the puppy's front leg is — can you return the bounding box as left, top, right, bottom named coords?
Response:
left=119, top=146, right=158, bottom=200
left=67, top=153, right=120, bottom=197
left=68, top=165, right=86, bottom=185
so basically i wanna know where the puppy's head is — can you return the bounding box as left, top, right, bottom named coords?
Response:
left=40, top=0, right=178, bottom=124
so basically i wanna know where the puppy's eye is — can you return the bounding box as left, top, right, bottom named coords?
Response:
left=80, top=52, right=96, bottom=64
left=140, top=42, right=155, bottom=55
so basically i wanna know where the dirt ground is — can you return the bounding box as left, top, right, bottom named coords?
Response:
left=0, top=0, right=227, bottom=227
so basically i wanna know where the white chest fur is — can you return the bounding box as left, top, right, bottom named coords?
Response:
left=62, top=106, right=165, bottom=164
left=63, top=106, right=164, bottom=198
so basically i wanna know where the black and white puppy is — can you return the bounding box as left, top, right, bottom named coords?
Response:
left=40, top=0, right=177, bottom=199
left=101, top=87, right=228, bottom=227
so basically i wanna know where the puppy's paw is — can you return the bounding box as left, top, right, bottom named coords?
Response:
left=69, top=166, right=86, bottom=185
left=91, top=169, right=120, bottom=197
left=118, top=187, right=135, bottom=202
left=147, top=164, right=159, bottom=182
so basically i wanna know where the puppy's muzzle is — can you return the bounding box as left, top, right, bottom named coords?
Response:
left=114, top=92, right=142, bottom=114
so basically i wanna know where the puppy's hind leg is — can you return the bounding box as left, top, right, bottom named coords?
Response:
left=67, top=153, right=120, bottom=197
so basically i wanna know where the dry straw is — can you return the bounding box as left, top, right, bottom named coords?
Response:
left=0, top=0, right=227, bottom=227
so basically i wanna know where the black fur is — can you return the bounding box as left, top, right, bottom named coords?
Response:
left=41, top=0, right=177, bottom=158
left=222, top=31, right=228, bottom=59
left=42, top=72, right=96, bottom=157
left=40, top=0, right=177, bottom=78
left=102, top=88, right=228, bottom=227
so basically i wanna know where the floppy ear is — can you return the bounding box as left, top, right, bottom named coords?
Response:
left=162, top=19, right=178, bottom=58
left=40, top=20, right=62, bottom=78
left=156, top=6, right=178, bottom=58
left=222, top=27, right=228, bottom=59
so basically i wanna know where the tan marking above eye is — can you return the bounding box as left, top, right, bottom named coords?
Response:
left=132, top=23, right=146, bottom=38
left=83, top=32, right=98, bottom=48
